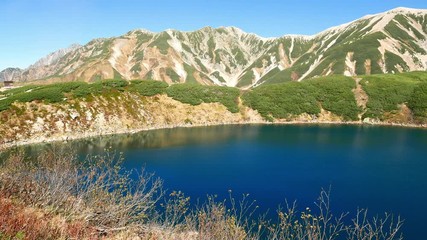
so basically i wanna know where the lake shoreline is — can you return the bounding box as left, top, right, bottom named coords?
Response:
left=1, top=119, right=426, bottom=151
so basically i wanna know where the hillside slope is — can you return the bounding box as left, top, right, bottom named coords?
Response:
left=1, top=72, right=427, bottom=149
left=1, top=7, right=426, bottom=88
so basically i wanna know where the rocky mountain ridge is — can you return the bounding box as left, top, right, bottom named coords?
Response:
left=1, top=7, right=426, bottom=88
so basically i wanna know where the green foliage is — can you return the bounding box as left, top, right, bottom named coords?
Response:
left=148, top=32, right=171, bottom=54
left=243, top=76, right=360, bottom=120
left=394, top=14, right=425, bottom=40
left=46, top=82, right=86, bottom=93
left=211, top=71, right=226, bottom=83
left=128, top=80, right=168, bottom=96
left=113, top=69, right=123, bottom=80
left=322, top=32, right=386, bottom=75
left=195, top=58, right=209, bottom=73
left=130, top=63, right=142, bottom=73
left=236, top=70, right=255, bottom=88
left=17, top=87, right=65, bottom=103
left=207, top=37, right=216, bottom=59
left=360, top=72, right=426, bottom=119
left=144, top=70, right=154, bottom=80
left=0, top=99, right=13, bottom=111
left=408, top=81, right=427, bottom=121
left=307, top=76, right=359, bottom=120
left=165, top=68, right=181, bottom=83
left=135, top=32, right=152, bottom=45
left=384, top=51, right=409, bottom=73
left=0, top=83, right=73, bottom=111
left=71, top=79, right=128, bottom=98
left=134, top=51, right=145, bottom=62
left=183, top=64, right=198, bottom=84
left=232, top=47, right=248, bottom=65
left=261, top=68, right=295, bottom=85
left=242, top=82, right=320, bottom=119
left=214, top=49, right=224, bottom=64
left=383, top=19, right=425, bottom=54
left=181, top=43, right=193, bottom=53
left=0, top=80, right=135, bottom=111
left=166, top=84, right=240, bottom=113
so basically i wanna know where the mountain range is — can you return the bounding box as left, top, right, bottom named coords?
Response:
left=1, top=7, right=426, bottom=88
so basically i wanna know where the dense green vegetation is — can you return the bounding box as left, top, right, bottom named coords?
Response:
left=128, top=80, right=168, bottom=96
left=0, top=80, right=240, bottom=113
left=71, top=79, right=129, bottom=98
left=183, top=64, right=198, bottom=84
left=166, top=84, right=240, bottom=113
left=165, top=68, right=181, bottom=83
left=243, top=82, right=320, bottom=120
left=0, top=80, right=130, bottom=111
left=147, top=32, right=171, bottom=54
left=236, top=70, right=255, bottom=88
left=360, top=72, right=427, bottom=119
left=408, top=81, right=427, bottom=121
left=243, top=76, right=360, bottom=120
left=0, top=82, right=87, bottom=111
left=2, top=72, right=427, bottom=123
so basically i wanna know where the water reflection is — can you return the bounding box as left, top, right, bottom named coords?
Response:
left=4, top=124, right=427, bottom=239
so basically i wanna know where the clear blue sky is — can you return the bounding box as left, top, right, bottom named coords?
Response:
left=1, top=0, right=426, bottom=70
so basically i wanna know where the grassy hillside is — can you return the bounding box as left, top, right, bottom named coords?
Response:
left=360, top=71, right=427, bottom=121
left=0, top=80, right=240, bottom=113
left=2, top=72, right=427, bottom=124
left=243, top=76, right=360, bottom=121
left=166, top=84, right=240, bottom=113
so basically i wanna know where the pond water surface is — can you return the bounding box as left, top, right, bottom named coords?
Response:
left=21, top=124, right=427, bottom=239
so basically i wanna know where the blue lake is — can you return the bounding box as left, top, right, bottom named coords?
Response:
left=24, top=124, right=427, bottom=238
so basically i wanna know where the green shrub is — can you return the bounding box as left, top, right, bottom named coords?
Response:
left=12, top=87, right=64, bottom=103
left=243, top=76, right=360, bottom=120
left=0, top=98, right=13, bottom=111
left=166, top=84, right=240, bottom=113
left=71, top=79, right=128, bottom=98
left=408, top=81, right=427, bottom=121
left=0, top=86, right=65, bottom=111
left=98, top=79, right=128, bottom=89
left=47, top=82, right=87, bottom=93
left=128, top=80, right=168, bottom=96
left=242, top=82, right=320, bottom=119
left=71, top=84, right=92, bottom=98
left=307, top=76, right=359, bottom=120
left=360, top=73, right=424, bottom=119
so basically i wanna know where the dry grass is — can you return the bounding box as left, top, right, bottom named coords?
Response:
left=0, top=149, right=404, bottom=239
left=0, top=197, right=98, bottom=240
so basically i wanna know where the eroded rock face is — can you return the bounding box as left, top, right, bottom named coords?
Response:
left=0, top=93, right=264, bottom=148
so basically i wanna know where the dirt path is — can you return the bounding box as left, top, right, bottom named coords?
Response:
left=352, top=77, right=369, bottom=120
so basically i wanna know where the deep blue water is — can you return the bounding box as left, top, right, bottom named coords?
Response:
left=21, top=124, right=427, bottom=238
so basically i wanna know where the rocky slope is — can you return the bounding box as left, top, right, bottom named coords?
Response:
left=0, top=68, right=23, bottom=82
left=2, top=7, right=426, bottom=88
left=1, top=85, right=425, bottom=150
left=0, top=92, right=264, bottom=149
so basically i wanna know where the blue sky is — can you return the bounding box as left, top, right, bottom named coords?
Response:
left=1, top=0, right=426, bottom=70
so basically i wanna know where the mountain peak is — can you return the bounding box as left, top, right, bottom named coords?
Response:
left=388, top=7, right=427, bottom=14
left=30, top=44, right=81, bottom=68
left=2, top=7, right=426, bottom=87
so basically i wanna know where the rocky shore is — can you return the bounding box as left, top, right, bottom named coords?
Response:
left=1, top=93, right=426, bottom=151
